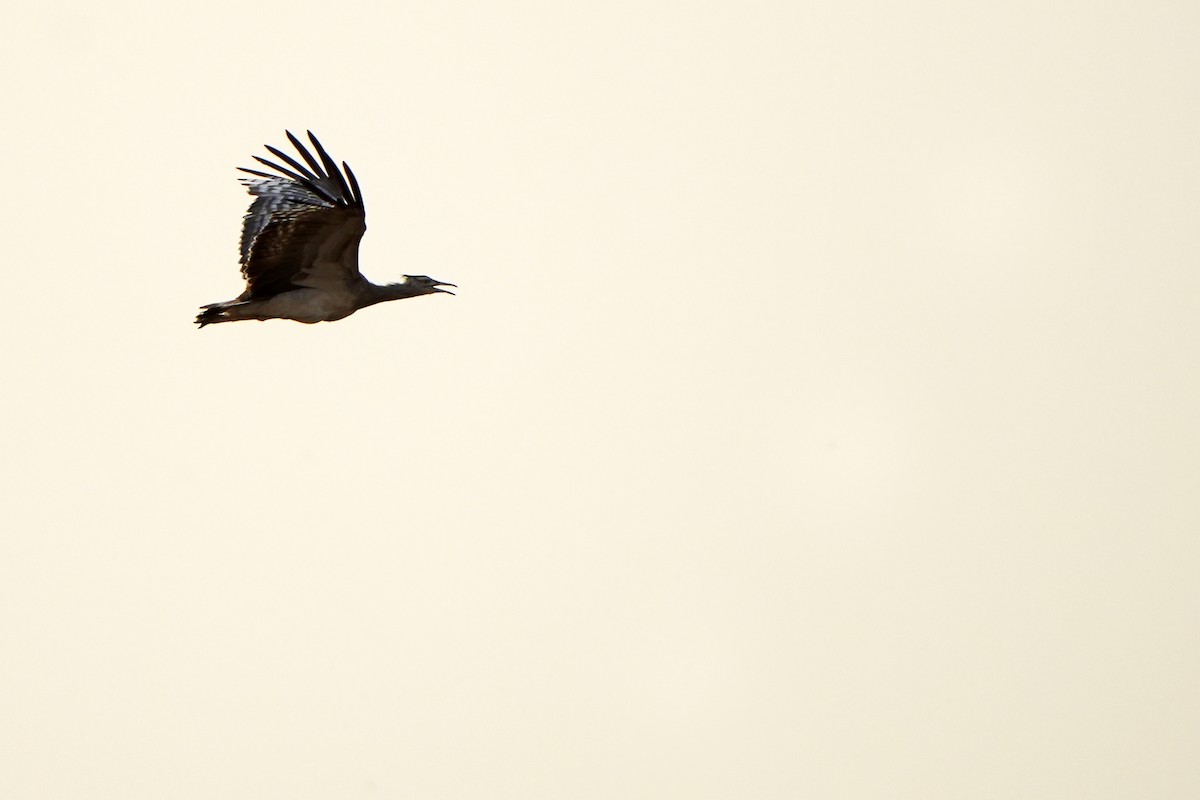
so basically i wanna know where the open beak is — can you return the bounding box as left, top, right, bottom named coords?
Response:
left=434, top=281, right=457, bottom=295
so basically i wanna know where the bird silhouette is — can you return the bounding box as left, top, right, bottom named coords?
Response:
left=197, top=131, right=454, bottom=327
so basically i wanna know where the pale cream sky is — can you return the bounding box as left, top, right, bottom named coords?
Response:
left=2, top=1, right=1198, bottom=798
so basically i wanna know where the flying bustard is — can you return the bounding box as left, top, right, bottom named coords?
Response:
left=196, top=131, right=454, bottom=327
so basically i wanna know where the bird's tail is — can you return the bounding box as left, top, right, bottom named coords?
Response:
left=195, top=302, right=233, bottom=327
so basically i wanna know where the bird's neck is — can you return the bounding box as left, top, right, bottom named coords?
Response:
left=362, top=280, right=425, bottom=307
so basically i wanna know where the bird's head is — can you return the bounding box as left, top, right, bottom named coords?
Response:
left=402, top=275, right=457, bottom=296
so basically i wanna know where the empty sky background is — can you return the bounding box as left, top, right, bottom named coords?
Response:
left=2, top=1, right=1198, bottom=797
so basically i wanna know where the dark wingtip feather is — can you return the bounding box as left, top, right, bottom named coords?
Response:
left=252, top=155, right=308, bottom=184
left=307, top=131, right=355, bottom=207
left=240, top=158, right=338, bottom=205
left=238, top=166, right=277, bottom=179
left=342, top=161, right=363, bottom=208
left=265, top=144, right=319, bottom=182
left=287, top=130, right=325, bottom=177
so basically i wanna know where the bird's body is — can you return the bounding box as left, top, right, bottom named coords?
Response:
left=197, top=131, right=454, bottom=327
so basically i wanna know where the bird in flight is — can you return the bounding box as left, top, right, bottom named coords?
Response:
left=196, top=131, right=455, bottom=327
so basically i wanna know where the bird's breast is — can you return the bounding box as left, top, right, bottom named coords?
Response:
left=260, top=288, right=359, bottom=323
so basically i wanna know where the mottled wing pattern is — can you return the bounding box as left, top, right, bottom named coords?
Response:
left=238, top=178, right=329, bottom=265
left=235, top=131, right=367, bottom=301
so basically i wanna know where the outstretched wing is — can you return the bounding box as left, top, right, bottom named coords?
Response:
left=235, top=131, right=367, bottom=300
